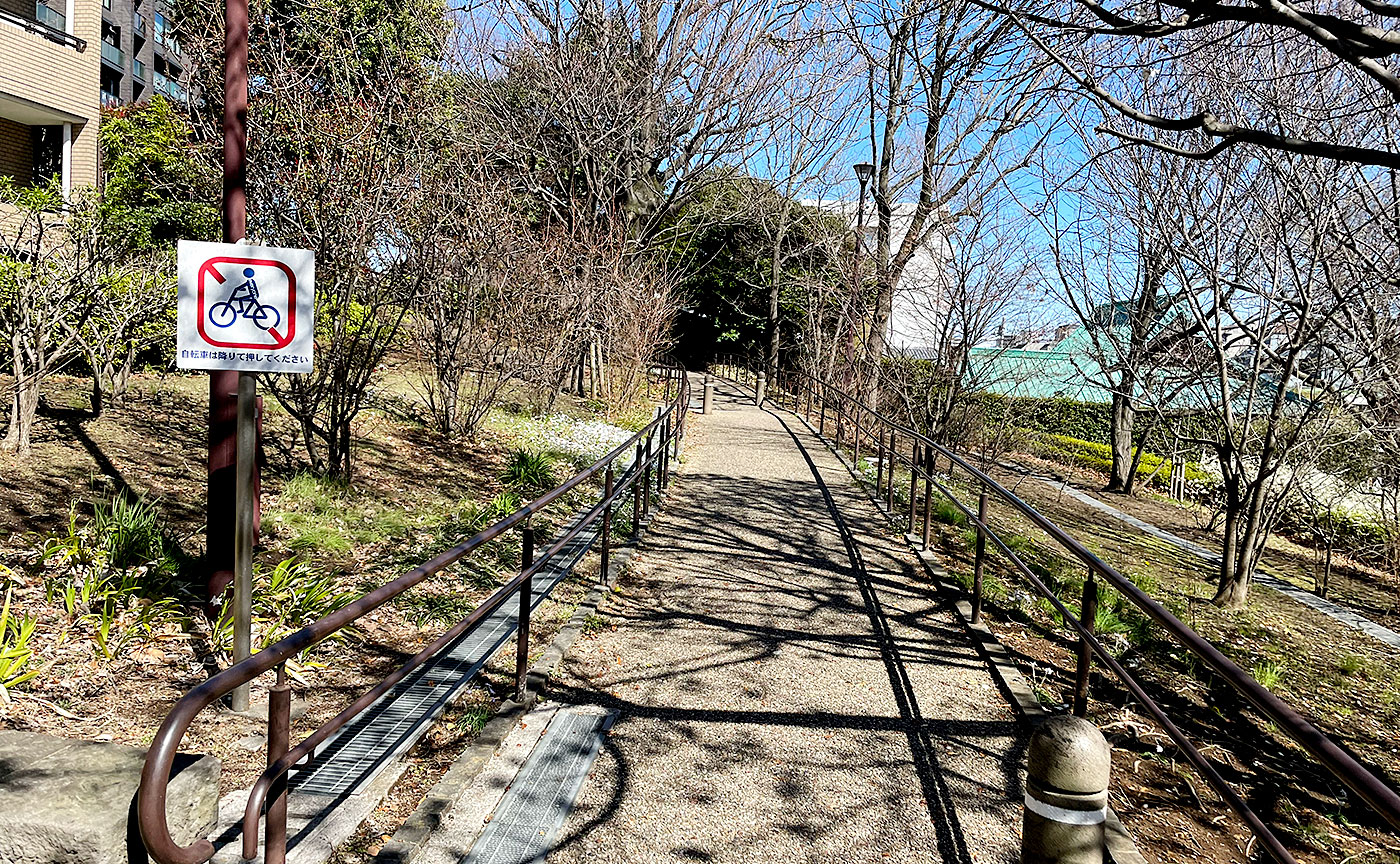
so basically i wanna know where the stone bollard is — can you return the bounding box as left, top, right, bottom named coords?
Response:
left=1022, top=715, right=1111, bottom=864
left=755, top=372, right=766, bottom=407
left=703, top=374, right=714, bottom=415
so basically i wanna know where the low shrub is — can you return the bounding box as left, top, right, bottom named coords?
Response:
left=1026, top=432, right=1214, bottom=490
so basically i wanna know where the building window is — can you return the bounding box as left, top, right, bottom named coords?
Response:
left=31, top=125, right=62, bottom=187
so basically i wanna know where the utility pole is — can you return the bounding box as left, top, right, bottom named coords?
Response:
left=208, top=0, right=250, bottom=605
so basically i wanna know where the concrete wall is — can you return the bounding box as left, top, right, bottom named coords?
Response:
left=0, top=0, right=101, bottom=189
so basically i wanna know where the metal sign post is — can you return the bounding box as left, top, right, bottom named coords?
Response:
left=208, top=0, right=250, bottom=605
left=232, top=375, right=256, bottom=711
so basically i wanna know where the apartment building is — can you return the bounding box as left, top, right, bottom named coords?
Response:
left=98, top=0, right=186, bottom=108
left=0, top=0, right=101, bottom=193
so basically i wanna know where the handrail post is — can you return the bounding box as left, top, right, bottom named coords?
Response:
left=886, top=432, right=897, bottom=513
left=265, top=663, right=291, bottom=864
left=516, top=523, right=535, bottom=702
left=601, top=467, right=614, bottom=584
left=819, top=391, right=827, bottom=436
left=875, top=429, right=886, bottom=493
left=632, top=442, right=641, bottom=534
left=972, top=485, right=988, bottom=624
left=1073, top=569, right=1098, bottom=718
left=643, top=432, right=654, bottom=520
left=659, top=418, right=670, bottom=494
left=907, top=441, right=919, bottom=534
left=921, top=445, right=933, bottom=550
left=845, top=403, right=856, bottom=467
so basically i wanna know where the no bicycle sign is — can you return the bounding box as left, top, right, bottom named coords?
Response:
left=177, top=240, right=315, bottom=373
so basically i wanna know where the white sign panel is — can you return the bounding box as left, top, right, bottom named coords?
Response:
left=177, top=240, right=315, bottom=373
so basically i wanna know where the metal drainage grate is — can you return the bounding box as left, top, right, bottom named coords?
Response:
left=287, top=474, right=631, bottom=799
left=462, top=708, right=615, bottom=864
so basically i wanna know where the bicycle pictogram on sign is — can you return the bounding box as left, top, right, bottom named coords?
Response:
left=209, top=267, right=283, bottom=333
left=194, top=256, right=297, bottom=350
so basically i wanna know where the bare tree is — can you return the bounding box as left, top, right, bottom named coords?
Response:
left=985, top=0, right=1400, bottom=168
left=883, top=202, right=1036, bottom=444
left=1168, top=152, right=1387, bottom=608
left=412, top=171, right=537, bottom=438
left=0, top=181, right=103, bottom=456
left=228, top=4, right=451, bottom=477
left=1037, top=127, right=1217, bottom=494
left=463, top=0, right=811, bottom=241
left=82, top=261, right=173, bottom=417
left=842, top=0, right=1051, bottom=405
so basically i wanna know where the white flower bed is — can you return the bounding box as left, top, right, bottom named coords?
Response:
left=501, top=413, right=635, bottom=467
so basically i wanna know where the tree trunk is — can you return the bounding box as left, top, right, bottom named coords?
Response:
left=1106, top=391, right=1134, bottom=493
left=1213, top=498, right=1249, bottom=608
left=860, top=277, right=894, bottom=408
left=90, top=372, right=107, bottom=419
left=3, top=371, right=40, bottom=455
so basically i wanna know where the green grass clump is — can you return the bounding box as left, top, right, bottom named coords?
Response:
left=1338, top=653, right=1368, bottom=677
left=268, top=473, right=412, bottom=556
left=501, top=450, right=557, bottom=495
left=1253, top=659, right=1286, bottom=690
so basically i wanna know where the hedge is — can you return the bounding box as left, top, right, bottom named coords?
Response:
left=1027, top=432, right=1214, bottom=489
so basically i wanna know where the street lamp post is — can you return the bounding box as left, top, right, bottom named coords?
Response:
left=840, top=162, right=875, bottom=397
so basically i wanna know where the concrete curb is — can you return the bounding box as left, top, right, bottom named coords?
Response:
left=373, top=483, right=680, bottom=863
left=783, top=407, right=1149, bottom=864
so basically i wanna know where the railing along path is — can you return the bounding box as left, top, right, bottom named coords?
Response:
left=138, top=365, right=691, bottom=864
left=715, top=354, right=1400, bottom=864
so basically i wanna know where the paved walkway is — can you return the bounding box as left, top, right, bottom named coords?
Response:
left=544, top=376, right=1024, bottom=864
left=1006, top=464, right=1400, bottom=651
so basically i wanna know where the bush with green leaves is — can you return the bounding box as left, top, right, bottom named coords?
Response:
left=1027, top=432, right=1214, bottom=489
left=214, top=558, right=358, bottom=659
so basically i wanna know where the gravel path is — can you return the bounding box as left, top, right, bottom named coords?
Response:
left=545, top=376, right=1025, bottom=864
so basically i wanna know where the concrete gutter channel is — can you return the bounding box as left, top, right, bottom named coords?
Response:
left=1001, top=461, right=1400, bottom=652
left=370, top=482, right=671, bottom=864
left=780, top=401, right=1150, bottom=864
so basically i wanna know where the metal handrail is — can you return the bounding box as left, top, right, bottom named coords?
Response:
left=714, top=355, right=1400, bottom=864
left=138, top=365, right=691, bottom=864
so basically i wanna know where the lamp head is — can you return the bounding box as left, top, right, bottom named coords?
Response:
left=853, top=162, right=875, bottom=183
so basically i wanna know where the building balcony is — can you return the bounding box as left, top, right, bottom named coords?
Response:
left=32, top=1, right=62, bottom=31
left=100, top=39, right=122, bottom=69
left=0, top=2, right=83, bottom=49
left=133, top=13, right=145, bottom=38
left=133, top=57, right=145, bottom=81
left=153, top=71, right=186, bottom=102
left=100, top=90, right=121, bottom=109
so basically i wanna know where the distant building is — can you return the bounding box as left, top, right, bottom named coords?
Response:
left=0, top=0, right=101, bottom=193
left=810, top=199, right=951, bottom=352
left=98, top=0, right=187, bottom=108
